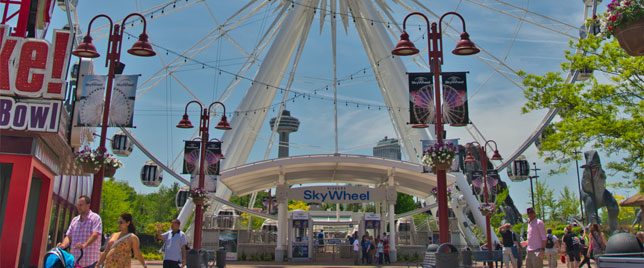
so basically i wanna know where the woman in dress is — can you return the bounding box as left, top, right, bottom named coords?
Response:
left=97, top=213, right=147, bottom=268
left=589, top=223, right=606, bottom=260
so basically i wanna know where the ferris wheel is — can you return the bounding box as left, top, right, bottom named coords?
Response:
left=64, top=0, right=603, bottom=221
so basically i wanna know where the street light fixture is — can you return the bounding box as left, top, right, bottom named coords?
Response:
left=72, top=13, right=155, bottom=212
left=176, top=100, right=231, bottom=250
left=392, top=11, right=480, bottom=244
left=465, top=140, right=502, bottom=268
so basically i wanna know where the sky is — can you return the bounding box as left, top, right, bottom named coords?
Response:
left=44, top=0, right=638, bottom=216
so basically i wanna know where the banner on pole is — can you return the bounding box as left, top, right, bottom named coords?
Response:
left=205, top=141, right=222, bottom=175
left=183, top=140, right=200, bottom=174
left=408, top=72, right=469, bottom=126
left=77, top=75, right=107, bottom=127
left=108, top=75, right=138, bottom=127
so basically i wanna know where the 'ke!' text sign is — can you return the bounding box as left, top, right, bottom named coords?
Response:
left=0, top=25, right=72, bottom=133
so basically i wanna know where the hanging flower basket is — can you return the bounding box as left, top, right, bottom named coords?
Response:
left=591, top=0, right=644, bottom=56
left=614, top=18, right=644, bottom=56
left=479, top=203, right=496, bottom=217
left=80, top=162, right=99, bottom=174
left=190, top=188, right=208, bottom=206
left=104, top=166, right=117, bottom=177
left=192, top=196, right=205, bottom=205
left=421, top=142, right=457, bottom=172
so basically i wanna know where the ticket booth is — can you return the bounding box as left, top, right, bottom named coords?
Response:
left=288, top=210, right=312, bottom=261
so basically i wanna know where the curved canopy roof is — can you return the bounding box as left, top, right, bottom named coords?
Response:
left=219, top=154, right=455, bottom=198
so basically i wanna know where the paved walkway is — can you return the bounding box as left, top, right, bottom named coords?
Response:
left=131, top=259, right=588, bottom=267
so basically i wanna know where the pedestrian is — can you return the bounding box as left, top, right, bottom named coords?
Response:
left=588, top=223, right=606, bottom=260
left=361, top=235, right=369, bottom=264
left=577, top=229, right=591, bottom=268
left=57, top=196, right=103, bottom=268
left=376, top=238, right=384, bottom=264
left=523, top=207, right=546, bottom=268
left=353, top=234, right=361, bottom=265
left=384, top=239, right=391, bottom=264
left=97, top=213, right=147, bottom=267
left=544, top=228, right=560, bottom=268
left=156, top=219, right=187, bottom=268
left=562, top=225, right=580, bottom=268
left=499, top=223, right=520, bottom=268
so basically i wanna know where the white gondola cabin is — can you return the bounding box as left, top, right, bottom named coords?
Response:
left=110, top=130, right=134, bottom=157
left=507, top=155, right=530, bottom=182
left=175, top=186, right=190, bottom=209
left=140, top=160, right=163, bottom=187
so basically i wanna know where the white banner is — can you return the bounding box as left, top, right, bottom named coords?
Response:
left=77, top=75, right=107, bottom=127
left=190, top=174, right=217, bottom=192
left=287, top=185, right=385, bottom=203
left=108, top=75, right=138, bottom=127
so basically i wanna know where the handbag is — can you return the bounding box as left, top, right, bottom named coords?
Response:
left=511, top=245, right=519, bottom=259
left=561, top=255, right=566, bottom=263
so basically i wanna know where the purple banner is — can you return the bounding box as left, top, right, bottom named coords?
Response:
left=183, top=140, right=200, bottom=174
left=0, top=96, right=61, bottom=133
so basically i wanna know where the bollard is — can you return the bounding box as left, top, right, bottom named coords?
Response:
left=186, top=248, right=201, bottom=268
left=216, top=247, right=226, bottom=268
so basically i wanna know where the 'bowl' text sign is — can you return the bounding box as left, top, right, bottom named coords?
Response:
left=288, top=186, right=385, bottom=203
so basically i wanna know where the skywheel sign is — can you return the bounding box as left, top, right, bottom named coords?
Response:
left=288, top=185, right=385, bottom=203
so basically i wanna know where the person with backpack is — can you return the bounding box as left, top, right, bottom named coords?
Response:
left=544, top=228, right=560, bottom=268
left=562, top=225, right=580, bottom=268
left=577, top=229, right=591, bottom=268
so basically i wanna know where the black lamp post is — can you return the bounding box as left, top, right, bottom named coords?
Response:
left=392, top=11, right=479, bottom=244
left=72, top=13, right=155, bottom=213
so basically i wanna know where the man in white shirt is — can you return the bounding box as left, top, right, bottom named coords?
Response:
left=353, top=237, right=361, bottom=265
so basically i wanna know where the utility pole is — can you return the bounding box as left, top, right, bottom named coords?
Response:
left=528, top=162, right=542, bottom=218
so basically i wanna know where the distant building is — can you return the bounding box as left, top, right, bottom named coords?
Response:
left=269, top=110, right=300, bottom=158
left=373, top=136, right=401, bottom=160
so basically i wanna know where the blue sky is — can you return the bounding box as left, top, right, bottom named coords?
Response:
left=46, top=0, right=637, bottom=215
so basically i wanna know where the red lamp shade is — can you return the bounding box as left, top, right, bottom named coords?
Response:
left=176, top=114, right=193, bottom=128
left=127, top=33, right=156, bottom=57
left=219, top=153, right=225, bottom=160
left=215, top=115, right=232, bottom=130
left=392, top=32, right=419, bottom=56
left=72, top=35, right=100, bottom=58
left=464, top=151, right=477, bottom=163
left=452, top=32, right=480, bottom=56
left=411, top=124, right=429, bottom=128
left=490, top=150, right=503, bottom=161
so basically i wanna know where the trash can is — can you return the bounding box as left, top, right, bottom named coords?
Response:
left=461, top=248, right=473, bottom=268
left=186, top=248, right=201, bottom=268
left=422, top=244, right=439, bottom=268
left=216, top=247, right=226, bottom=268
left=435, top=243, right=460, bottom=268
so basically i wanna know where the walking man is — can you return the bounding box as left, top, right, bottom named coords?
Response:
left=499, top=223, right=519, bottom=268
left=353, top=234, right=361, bottom=265
left=156, top=219, right=187, bottom=268
left=57, top=196, right=103, bottom=268
left=523, top=207, right=546, bottom=268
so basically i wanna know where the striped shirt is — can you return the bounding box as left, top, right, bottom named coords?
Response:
left=66, top=210, right=102, bottom=267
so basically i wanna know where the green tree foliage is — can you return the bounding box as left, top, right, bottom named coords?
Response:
left=101, top=179, right=133, bottom=233
left=395, top=193, right=417, bottom=214
left=518, top=35, right=644, bottom=190
left=100, top=179, right=180, bottom=234
left=533, top=179, right=556, bottom=221
left=556, top=186, right=581, bottom=222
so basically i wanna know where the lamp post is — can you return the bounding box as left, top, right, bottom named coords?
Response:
left=176, top=101, right=231, bottom=250
left=573, top=150, right=585, bottom=223
left=528, top=162, right=541, bottom=216
left=392, top=11, right=480, bottom=244
left=72, top=13, right=156, bottom=212
left=465, top=141, right=503, bottom=268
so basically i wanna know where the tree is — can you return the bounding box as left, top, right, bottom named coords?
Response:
left=101, top=178, right=133, bottom=233
left=288, top=200, right=309, bottom=211
left=518, top=35, right=644, bottom=190
left=556, top=186, right=581, bottom=222
left=395, top=193, right=416, bottom=214
left=533, top=179, right=556, bottom=221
